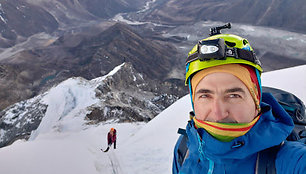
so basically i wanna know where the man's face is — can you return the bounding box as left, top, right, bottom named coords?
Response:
left=193, top=72, right=258, bottom=123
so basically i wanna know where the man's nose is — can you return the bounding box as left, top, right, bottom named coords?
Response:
left=211, top=98, right=229, bottom=122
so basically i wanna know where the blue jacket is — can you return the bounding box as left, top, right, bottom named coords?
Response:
left=173, top=93, right=306, bottom=174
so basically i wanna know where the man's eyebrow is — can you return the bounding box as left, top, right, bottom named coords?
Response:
left=195, top=89, right=213, bottom=94
left=225, top=87, right=246, bottom=94
left=195, top=87, right=246, bottom=95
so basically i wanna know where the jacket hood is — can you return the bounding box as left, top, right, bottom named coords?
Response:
left=186, top=92, right=294, bottom=163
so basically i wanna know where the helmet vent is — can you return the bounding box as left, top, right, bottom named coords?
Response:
left=225, top=41, right=236, bottom=47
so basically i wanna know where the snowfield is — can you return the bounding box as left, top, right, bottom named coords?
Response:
left=0, top=64, right=305, bottom=174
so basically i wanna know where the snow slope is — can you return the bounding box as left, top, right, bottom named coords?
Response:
left=261, top=65, right=306, bottom=102
left=0, top=65, right=305, bottom=174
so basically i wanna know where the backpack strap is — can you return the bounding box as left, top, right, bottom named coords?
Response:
left=255, top=143, right=283, bottom=174
left=177, top=128, right=189, bottom=166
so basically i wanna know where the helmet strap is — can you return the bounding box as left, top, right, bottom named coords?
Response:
left=255, top=68, right=262, bottom=104
left=188, top=77, right=195, bottom=112
left=186, top=63, right=195, bottom=111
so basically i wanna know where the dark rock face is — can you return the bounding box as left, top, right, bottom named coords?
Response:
left=87, top=62, right=186, bottom=122
left=60, top=22, right=177, bottom=80
left=0, top=96, right=47, bottom=147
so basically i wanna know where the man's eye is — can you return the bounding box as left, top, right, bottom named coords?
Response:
left=228, top=94, right=241, bottom=98
left=199, top=94, right=209, bottom=98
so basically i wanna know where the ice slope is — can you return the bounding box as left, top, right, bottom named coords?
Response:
left=0, top=65, right=305, bottom=174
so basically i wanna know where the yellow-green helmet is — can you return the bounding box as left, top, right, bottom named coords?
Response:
left=185, top=33, right=262, bottom=85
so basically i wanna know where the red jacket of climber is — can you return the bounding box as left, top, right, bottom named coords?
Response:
left=107, top=128, right=117, bottom=149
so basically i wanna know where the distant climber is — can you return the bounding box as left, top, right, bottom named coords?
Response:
left=102, top=128, right=117, bottom=152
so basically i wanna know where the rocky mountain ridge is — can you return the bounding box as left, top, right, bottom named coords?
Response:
left=87, top=62, right=185, bottom=122
left=0, top=62, right=185, bottom=147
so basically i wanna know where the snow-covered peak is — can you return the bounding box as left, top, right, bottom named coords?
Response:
left=0, top=63, right=126, bottom=145
left=30, top=63, right=126, bottom=140
left=91, top=63, right=125, bottom=84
